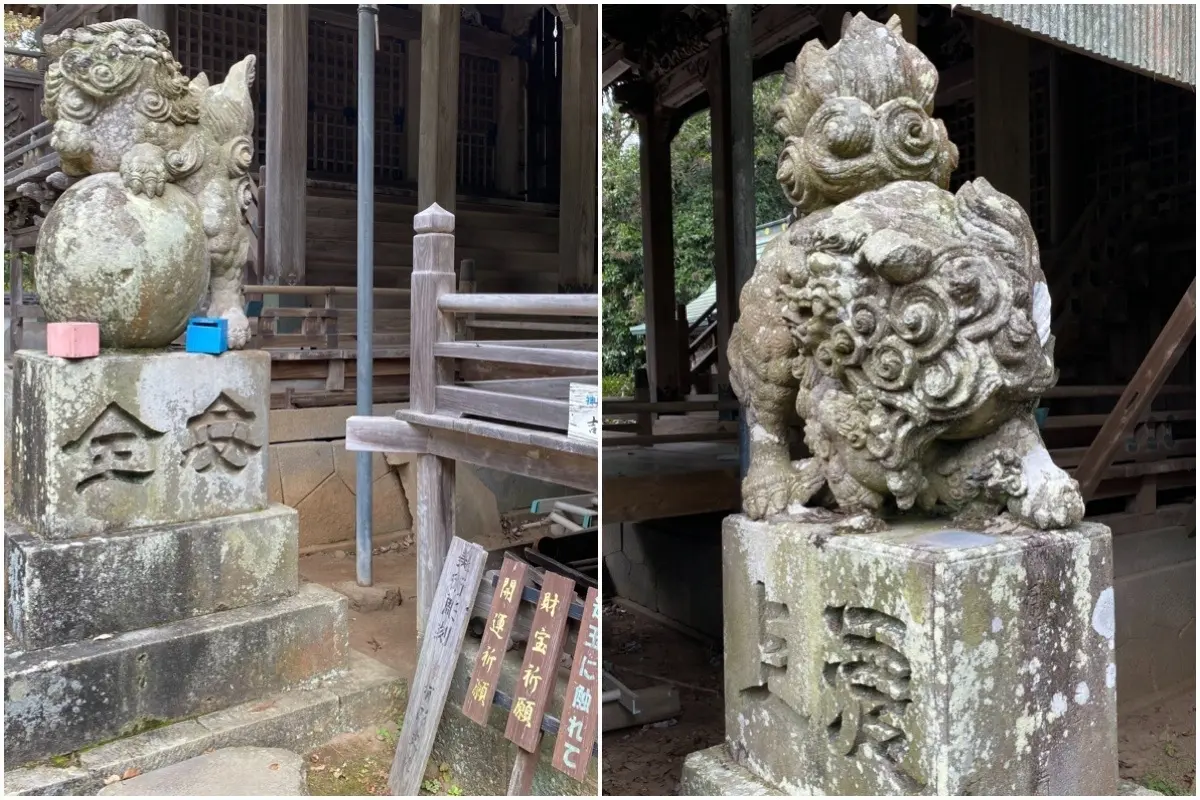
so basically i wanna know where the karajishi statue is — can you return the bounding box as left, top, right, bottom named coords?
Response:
left=728, top=13, right=1084, bottom=530
left=34, top=19, right=256, bottom=349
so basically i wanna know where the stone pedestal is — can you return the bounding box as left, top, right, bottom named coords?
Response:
left=4, top=350, right=403, bottom=788
left=697, top=514, right=1117, bottom=796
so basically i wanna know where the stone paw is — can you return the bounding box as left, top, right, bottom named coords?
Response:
left=119, top=148, right=169, bottom=197
left=742, top=464, right=821, bottom=520
left=1009, top=469, right=1085, bottom=530
left=221, top=308, right=252, bottom=349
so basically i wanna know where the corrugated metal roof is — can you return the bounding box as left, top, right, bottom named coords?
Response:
left=959, top=4, right=1196, bottom=89
left=630, top=218, right=787, bottom=335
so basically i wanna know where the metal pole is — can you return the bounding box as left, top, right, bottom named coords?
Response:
left=728, top=4, right=756, bottom=481
left=355, top=3, right=378, bottom=586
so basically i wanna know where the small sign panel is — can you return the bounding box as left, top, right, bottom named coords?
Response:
left=462, top=557, right=528, bottom=724
left=551, top=587, right=600, bottom=780
left=567, top=383, right=599, bottom=442
left=504, top=573, right=576, bottom=752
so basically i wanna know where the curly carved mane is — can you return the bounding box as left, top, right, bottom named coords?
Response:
left=43, top=18, right=198, bottom=127
left=773, top=13, right=958, bottom=213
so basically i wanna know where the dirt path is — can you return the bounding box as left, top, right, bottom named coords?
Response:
left=1120, top=689, right=1196, bottom=795
left=601, top=604, right=724, bottom=796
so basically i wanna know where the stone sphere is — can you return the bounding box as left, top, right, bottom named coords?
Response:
left=36, top=173, right=209, bottom=348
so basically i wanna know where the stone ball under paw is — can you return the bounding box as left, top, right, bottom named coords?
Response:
left=35, top=173, right=209, bottom=348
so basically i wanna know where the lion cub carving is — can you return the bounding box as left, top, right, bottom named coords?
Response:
left=728, top=14, right=1084, bottom=530
left=42, top=18, right=257, bottom=348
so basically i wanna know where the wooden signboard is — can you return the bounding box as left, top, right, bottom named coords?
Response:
left=503, top=572, right=576, bottom=752
left=462, top=556, right=528, bottom=724
left=551, top=586, right=600, bottom=780
left=388, top=537, right=488, bottom=796
left=567, top=382, right=599, bottom=442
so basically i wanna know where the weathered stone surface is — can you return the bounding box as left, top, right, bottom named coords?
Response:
left=97, top=747, right=307, bottom=796
left=727, top=13, right=1083, bottom=530
left=331, top=580, right=402, bottom=613
left=6, top=505, right=298, bottom=650
left=680, top=745, right=783, bottom=796
left=41, top=19, right=257, bottom=348
left=5, top=584, right=347, bottom=766
left=454, top=464, right=502, bottom=541
left=36, top=175, right=209, bottom=348
left=5, top=649, right=403, bottom=796
left=718, top=514, right=1117, bottom=796
left=10, top=349, right=269, bottom=539
left=430, top=637, right=596, bottom=795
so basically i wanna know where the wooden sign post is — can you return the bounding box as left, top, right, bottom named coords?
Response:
left=462, top=556, right=528, bottom=724
left=388, top=537, right=487, bottom=796
left=551, top=586, right=599, bottom=780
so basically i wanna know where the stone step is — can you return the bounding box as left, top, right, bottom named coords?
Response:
left=96, top=747, right=307, bottom=796
left=6, top=504, right=300, bottom=650
left=5, top=650, right=404, bottom=796
left=5, top=583, right=348, bottom=766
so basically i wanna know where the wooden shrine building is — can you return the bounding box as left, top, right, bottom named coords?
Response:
left=601, top=4, right=1195, bottom=714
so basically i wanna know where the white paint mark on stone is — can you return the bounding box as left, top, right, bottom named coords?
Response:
left=1075, top=682, right=1090, bottom=705
left=1091, top=586, right=1115, bottom=641
left=991, top=617, right=1002, bottom=633
left=1032, top=281, right=1051, bottom=345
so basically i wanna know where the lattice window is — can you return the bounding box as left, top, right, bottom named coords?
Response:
left=526, top=7, right=563, bottom=203
left=458, top=53, right=498, bottom=191
left=308, top=19, right=357, bottom=177
left=375, top=36, right=407, bottom=182
left=175, top=5, right=268, bottom=167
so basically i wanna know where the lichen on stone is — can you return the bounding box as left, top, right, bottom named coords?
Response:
left=728, top=12, right=1084, bottom=531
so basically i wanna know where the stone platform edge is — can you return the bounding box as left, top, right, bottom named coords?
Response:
left=5, top=650, right=405, bottom=797
left=679, top=745, right=1163, bottom=797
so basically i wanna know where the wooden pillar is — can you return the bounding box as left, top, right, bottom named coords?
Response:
left=495, top=55, right=521, bottom=197
left=634, top=103, right=682, bottom=401
left=558, top=4, right=598, bottom=290
left=708, top=33, right=737, bottom=399
left=888, top=5, right=919, bottom=42
left=136, top=4, right=167, bottom=33
left=974, top=19, right=1030, bottom=211
left=265, top=5, right=308, bottom=287
left=411, top=204, right=458, bottom=634
left=406, top=40, right=421, bottom=183
left=418, top=5, right=460, bottom=215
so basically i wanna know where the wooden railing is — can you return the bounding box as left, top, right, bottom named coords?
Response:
left=4, top=119, right=57, bottom=193
left=346, top=203, right=598, bottom=632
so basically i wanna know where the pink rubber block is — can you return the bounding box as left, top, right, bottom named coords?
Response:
left=46, top=322, right=100, bottom=359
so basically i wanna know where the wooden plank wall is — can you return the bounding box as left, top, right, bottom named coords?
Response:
left=305, top=188, right=561, bottom=314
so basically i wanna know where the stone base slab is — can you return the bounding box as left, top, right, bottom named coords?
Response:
left=723, top=514, right=1117, bottom=796
left=97, top=747, right=308, bottom=796
left=5, top=650, right=404, bottom=796
left=6, top=505, right=299, bottom=650
left=11, top=349, right=270, bottom=539
left=5, top=584, right=348, bottom=766
left=680, top=745, right=1157, bottom=797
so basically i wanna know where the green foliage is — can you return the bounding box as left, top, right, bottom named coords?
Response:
left=601, top=74, right=792, bottom=381
left=602, top=373, right=634, bottom=399
left=4, top=11, right=40, bottom=70
left=1144, top=776, right=1188, bottom=796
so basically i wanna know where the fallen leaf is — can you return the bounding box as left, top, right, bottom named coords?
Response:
left=312, top=764, right=327, bottom=772
left=269, top=763, right=281, bottom=771
left=103, top=775, right=121, bottom=786
left=121, top=768, right=142, bottom=780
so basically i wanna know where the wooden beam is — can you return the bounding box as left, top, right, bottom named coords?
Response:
left=558, top=4, right=597, bottom=289
left=433, top=342, right=597, bottom=372
left=264, top=5, right=308, bottom=286
left=974, top=19, right=1030, bottom=210
left=635, top=104, right=682, bottom=401
left=1074, top=278, right=1197, bottom=500
left=436, top=385, right=569, bottom=430
left=418, top=5, right=460, bottom=214
left=603, top=45, right=634, bottom=88
left=349, top=414, right=597, bottom=491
